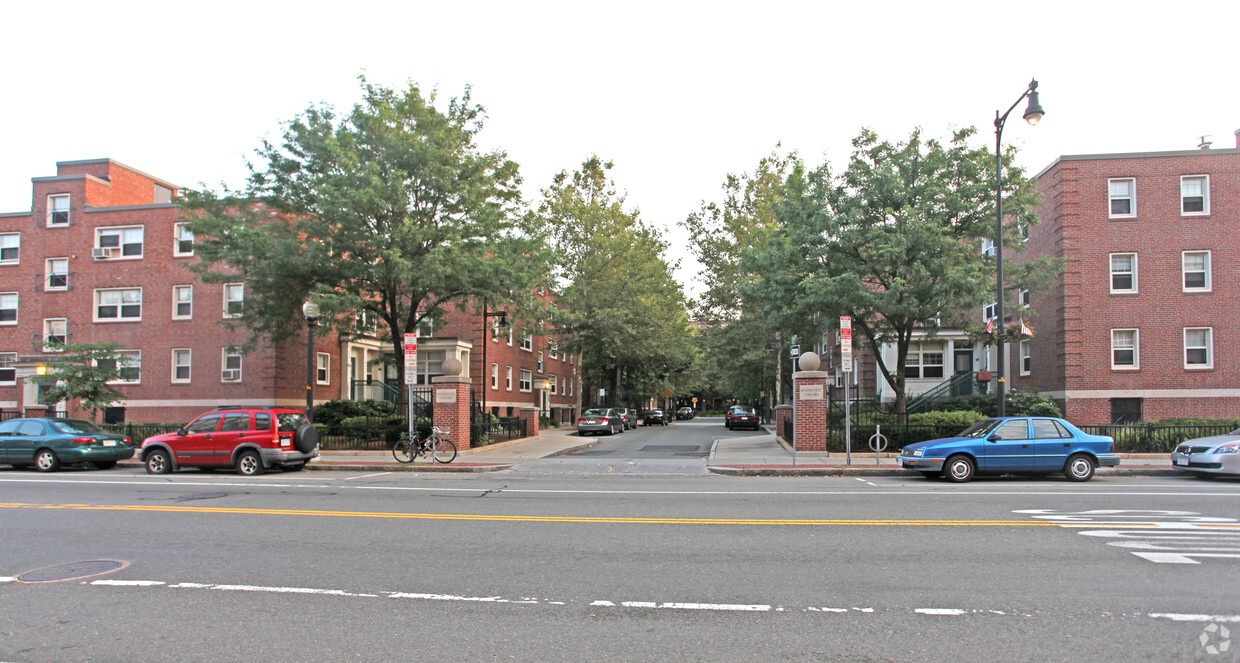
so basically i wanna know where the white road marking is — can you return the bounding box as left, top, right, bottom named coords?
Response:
left=1149, top=613, right=1240, bottom=623
left=620, top=602, right=771, bottom=612
left=92, top=579, right=165, bottom=586
left=1016, top=509, right=1240, bottom=565
left=916, top=609, right=967, bottom=616
left=344, top=473, right=391, bottom=481
left=166, top=582, right=378, bottom=597
left=854, top=478, right=877, bottom=486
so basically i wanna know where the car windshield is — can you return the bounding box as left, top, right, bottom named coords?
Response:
left=583, top=409, right=608, bottom=417
left=734, top=407, right=755, bottom=415
left=959, top=419, right=1003, bottom=438
left=276, top=412, right=309, bottom=433
left=49, top=419, right=104, bottom=434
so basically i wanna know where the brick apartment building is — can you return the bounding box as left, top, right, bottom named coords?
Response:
left=1008, top=139, right=1240, bottom=424
left=0, top=159, right=578, bottom=426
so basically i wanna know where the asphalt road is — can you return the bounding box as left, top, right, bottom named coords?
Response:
left=2, top=424, right=1239, bottom=662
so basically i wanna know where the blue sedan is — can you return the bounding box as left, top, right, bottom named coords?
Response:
left=897, top=417, right=1120, bottom=482
left=0, top=418, right=135, bottom=472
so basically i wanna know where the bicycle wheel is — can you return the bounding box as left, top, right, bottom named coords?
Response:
left=431, top=438, right=457, bottom=464
left=392, top=439, right=415, bottom=464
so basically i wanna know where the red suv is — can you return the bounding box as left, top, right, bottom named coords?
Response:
left=141, top=407, right=319, bottom=475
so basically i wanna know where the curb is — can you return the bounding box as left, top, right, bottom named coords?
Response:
left=707, top=465, right=1186, bottom=477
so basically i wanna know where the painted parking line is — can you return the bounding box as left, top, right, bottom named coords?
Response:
left=1017, top=509, right=1240, bottom=565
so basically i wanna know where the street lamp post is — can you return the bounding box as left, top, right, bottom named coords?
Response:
left=302, top=301, right=320, bottom=421
left=993, top=78, right=1044, bottom=418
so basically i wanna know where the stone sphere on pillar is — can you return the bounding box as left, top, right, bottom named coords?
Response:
left=798, top=352, right=821, bottom=372
left=441, top=357, right=463, bottom=377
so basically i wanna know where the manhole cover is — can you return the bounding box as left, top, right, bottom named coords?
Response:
left=641, top=445, right=700, bottom=452
left=17, top=559, right=129, bottom=583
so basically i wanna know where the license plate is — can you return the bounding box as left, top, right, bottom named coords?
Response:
left=102, top=440, right=116, bottom=447
left=1174, top=458, right=1187, bottom=466
left=585, top=420, right=597, bottom=424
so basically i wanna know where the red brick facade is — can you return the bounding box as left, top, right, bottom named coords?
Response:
left=1008, top=147, right=1240, bottom=424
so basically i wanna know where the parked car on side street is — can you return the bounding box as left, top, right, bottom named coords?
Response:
left=644, top=409, right=669, bottom=426
left=0, top=418, right=134, bottom=472
left=615, top=408, right=638, bottom=430
left=724, top=405, right=741, bottom=427
left=1171, top=428, right=1240, bottom=477
left=577, top=408, right=625, bottom=436
left=897, top=416, right=1119, bottom=483
left=141, top=406, right=319, bottom=475
left=725, top=405, right=760, bottom=430
left=676, top=407, right=694, bottom=420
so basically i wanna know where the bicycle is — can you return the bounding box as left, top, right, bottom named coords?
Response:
left=392, top=426, right=458, bottom=464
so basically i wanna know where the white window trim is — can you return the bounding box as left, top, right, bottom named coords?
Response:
left=47, top=194, right=71, bottom=227
left=983, top=302, right=996, bottom=321
left=1109, top=253, right=1138, bottom=294
left=549, top=374, right=558, bottom=394
left=537, top=351, right=544, bottom=372
left=93, top=287, right=143, bottom=322
left=0, top=352, right=17, bottom=386
left=316, top=352, right=330, bottom=385
left=43, top=318, right=67, bottom=351
left=44, top=257, right=69, bottom=291
left=222, top=349, right=243, bottom=382
left=1107, top=178, right=1136, bottom=219
left=0, top=292, right=16, bottom=326
left=0, top=232, right=19, bottom=265
left=173, top=222, right=194, bottom=257
left=519, top=369, right=532, bottom=392
left=105, top=350, right=142, bottom=385
left=1181, top=175, right=1210, bottom=216
left=520, top=329, right=532, bottom=351
left=506, top=366, right=513, bottom=391
left=94, top=225, right=145, bottom=260
left=1184, top=327, right=1213, bottom=370
left=1182, top=250, right=1212, bottom=292
left=173, top=285, right=193, bottom=320
left=1110, top=328, right=1139, bottom=370
left=1019, top=340, right=1032, bottom=376
left=171, top=348, right=192, bottom=383
left=223, top=283, right=244, bottom=318
left=491, top=363, right=499, bottom=390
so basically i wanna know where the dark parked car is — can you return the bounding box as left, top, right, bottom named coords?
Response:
left=644, top=409, right=669, bottom=426
left=0, top=418, right=134, bottom=472
left=676, top=407, right=694, bottom=420
left=897, top=416, right=1120, bottom=483
left=141, top=406, right=318, bottom=475
left=725, top=406, right=760, bottom=430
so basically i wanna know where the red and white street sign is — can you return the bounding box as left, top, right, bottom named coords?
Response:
left=404, top=332, right=418, bottom=385
left=840, top=316, right=853, bottom=372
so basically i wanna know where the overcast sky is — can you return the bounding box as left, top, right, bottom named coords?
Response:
left=4, top=0, right=1239, bottom=295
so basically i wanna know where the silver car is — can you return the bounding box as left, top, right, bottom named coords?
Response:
left=615, top=408, right=637, bottom=430
left=577, top=408, right=625, bottom=436
left=1171, top=429, right=1240, bottom=476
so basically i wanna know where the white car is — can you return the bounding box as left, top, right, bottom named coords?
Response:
left=1171, top=429, right=1240, bottom=476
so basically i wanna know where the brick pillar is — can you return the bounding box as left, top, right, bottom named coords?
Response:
left=792, top=371, right=829, bottom=451
left=774, top=405, right=793, bottom=442
left=431, top=375, right=472, bottom=450
left=518, top=407, right=540, bottom=438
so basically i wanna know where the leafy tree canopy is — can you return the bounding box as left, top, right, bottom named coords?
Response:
left=36, top=342, right=127, bottom=421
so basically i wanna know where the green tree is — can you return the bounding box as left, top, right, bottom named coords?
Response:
left=759, top=127, right=1057, bottom=415
left=180, top=78, right=549, bottom=385
left=541, top=156, right=694, bottom=406
left=36, top=342, right=127, bottom=421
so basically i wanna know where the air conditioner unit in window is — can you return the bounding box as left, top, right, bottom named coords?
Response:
left=221, top=369, right=240, bottom=381
left=92, top=247, right=113, bottom=259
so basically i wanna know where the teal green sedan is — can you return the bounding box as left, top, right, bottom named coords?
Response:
left=0, top=418, right=135, bottom=472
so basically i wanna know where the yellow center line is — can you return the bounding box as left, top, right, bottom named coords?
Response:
left=7, top=502, right=1239, bottom=528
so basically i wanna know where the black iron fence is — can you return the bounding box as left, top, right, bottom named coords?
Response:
left=471, top=417, right=525, bottom=447
left=100, top=423, right=182, bottom=445
left=1080, top=424, right=1236, bottom=453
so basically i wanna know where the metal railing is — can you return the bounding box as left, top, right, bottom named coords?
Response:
left=906, top=372, right=982, bottom=414
left=471, top=417, right=525, bottom=446
left=100, top=423, right=182, bottom=445
left=1079, top=424, right=1237, bottom=453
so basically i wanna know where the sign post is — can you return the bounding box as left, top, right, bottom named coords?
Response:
left=841, top=317, right=852, bottom=466
left=404, top=332, right=418, bottom=441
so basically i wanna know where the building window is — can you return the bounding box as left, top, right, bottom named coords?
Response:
left=1108, top=178, right=1135, bottom=218
left=222, top=350, right=243, bottom=382
left=1018, top=289, right=1031, bottom=308
left=537, top=351, right=545, bottom=373
left=549, top=374, right=557, bottom=394
left=44, top=258, right=69, bottom=290
left=100, top=350, right=141, bottom=384
left=1182, top=251, right=1211, bottom=292
left=174, top=223, right=194, bottom=256
left=519, top=369, right=532, bottom=392
left=172, top=349, right=191, bottom=383
left=1109, top=253, right=1137, bottom=293
left=506, top=326, right=513, bottom=346
left=490, top=363, right=499, bottom=389
left=983, top=302, right=996, bottom=321
left=43, top=318, right=67, bottom=350
left=1111, top=329, right=1138, bottom=369
left=0, top=293, right=15, bottom=324
left=567, top=378, right=574, bottom=397
left=95, top=288, right=142, bottom=321
left=417, top=315, right=435, bottom=338
left=316, top=353, right=330, bottom=384
left=520, top=329, right=532, bottom=351
left=173, top=285, right=193, bottom=319
left=506, top=366, right=513, bottom=390
left=1110, top=398, right=1142, bottom=425
left=47, top=194, right=70, bottom=226
left=491, top=318, right=503, bottom=341
left=981, top=237, right=995, bottom=257
left=95, top=226, right=144, bottom=259
left=0, top=352, right=15, bottom=384
left=1184, top=327, right=1213, bottom=369
left=0, top=233, right=18, bottom=263
left=903, top=343, right=944, bottom=379
left=1181, top=175, right=1209, bottom=215
left=224, top=283, right=244, bottom=318
left=549, top=339, right=558, bottom=359
left=1019, top=340, right=1031, bottom=376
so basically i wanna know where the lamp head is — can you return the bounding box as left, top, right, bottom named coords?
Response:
left=302, top=301, right=320, bottom=320
left=1022, top=79, right=1044, bottom=125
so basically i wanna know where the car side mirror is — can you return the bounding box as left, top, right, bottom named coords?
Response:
left=177, top=427, right=188, bottom=436
left=987, top=434, right=1000, bottom=442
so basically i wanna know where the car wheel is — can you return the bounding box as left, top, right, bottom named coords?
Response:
left=92, top=460, right=118, bottom=470
left=293, top=423, right=319, bottom=454
left=34, top=449, right=61, bottom=473
left=236, top=449, right=265, bottom=476
left=1063, top=454, right=1095, bottom=482
left=145, top=449, right=172, bottom=474
left=944, top=455, right=975, bottom=483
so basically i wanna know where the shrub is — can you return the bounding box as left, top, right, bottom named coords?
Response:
left=539, top=415, right=558, bottom=429
left=909, top=410, right=986, bottom=427
left=313, top=399, right=395, bottom=426
left=929, top=390, right=1060, bottom=418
